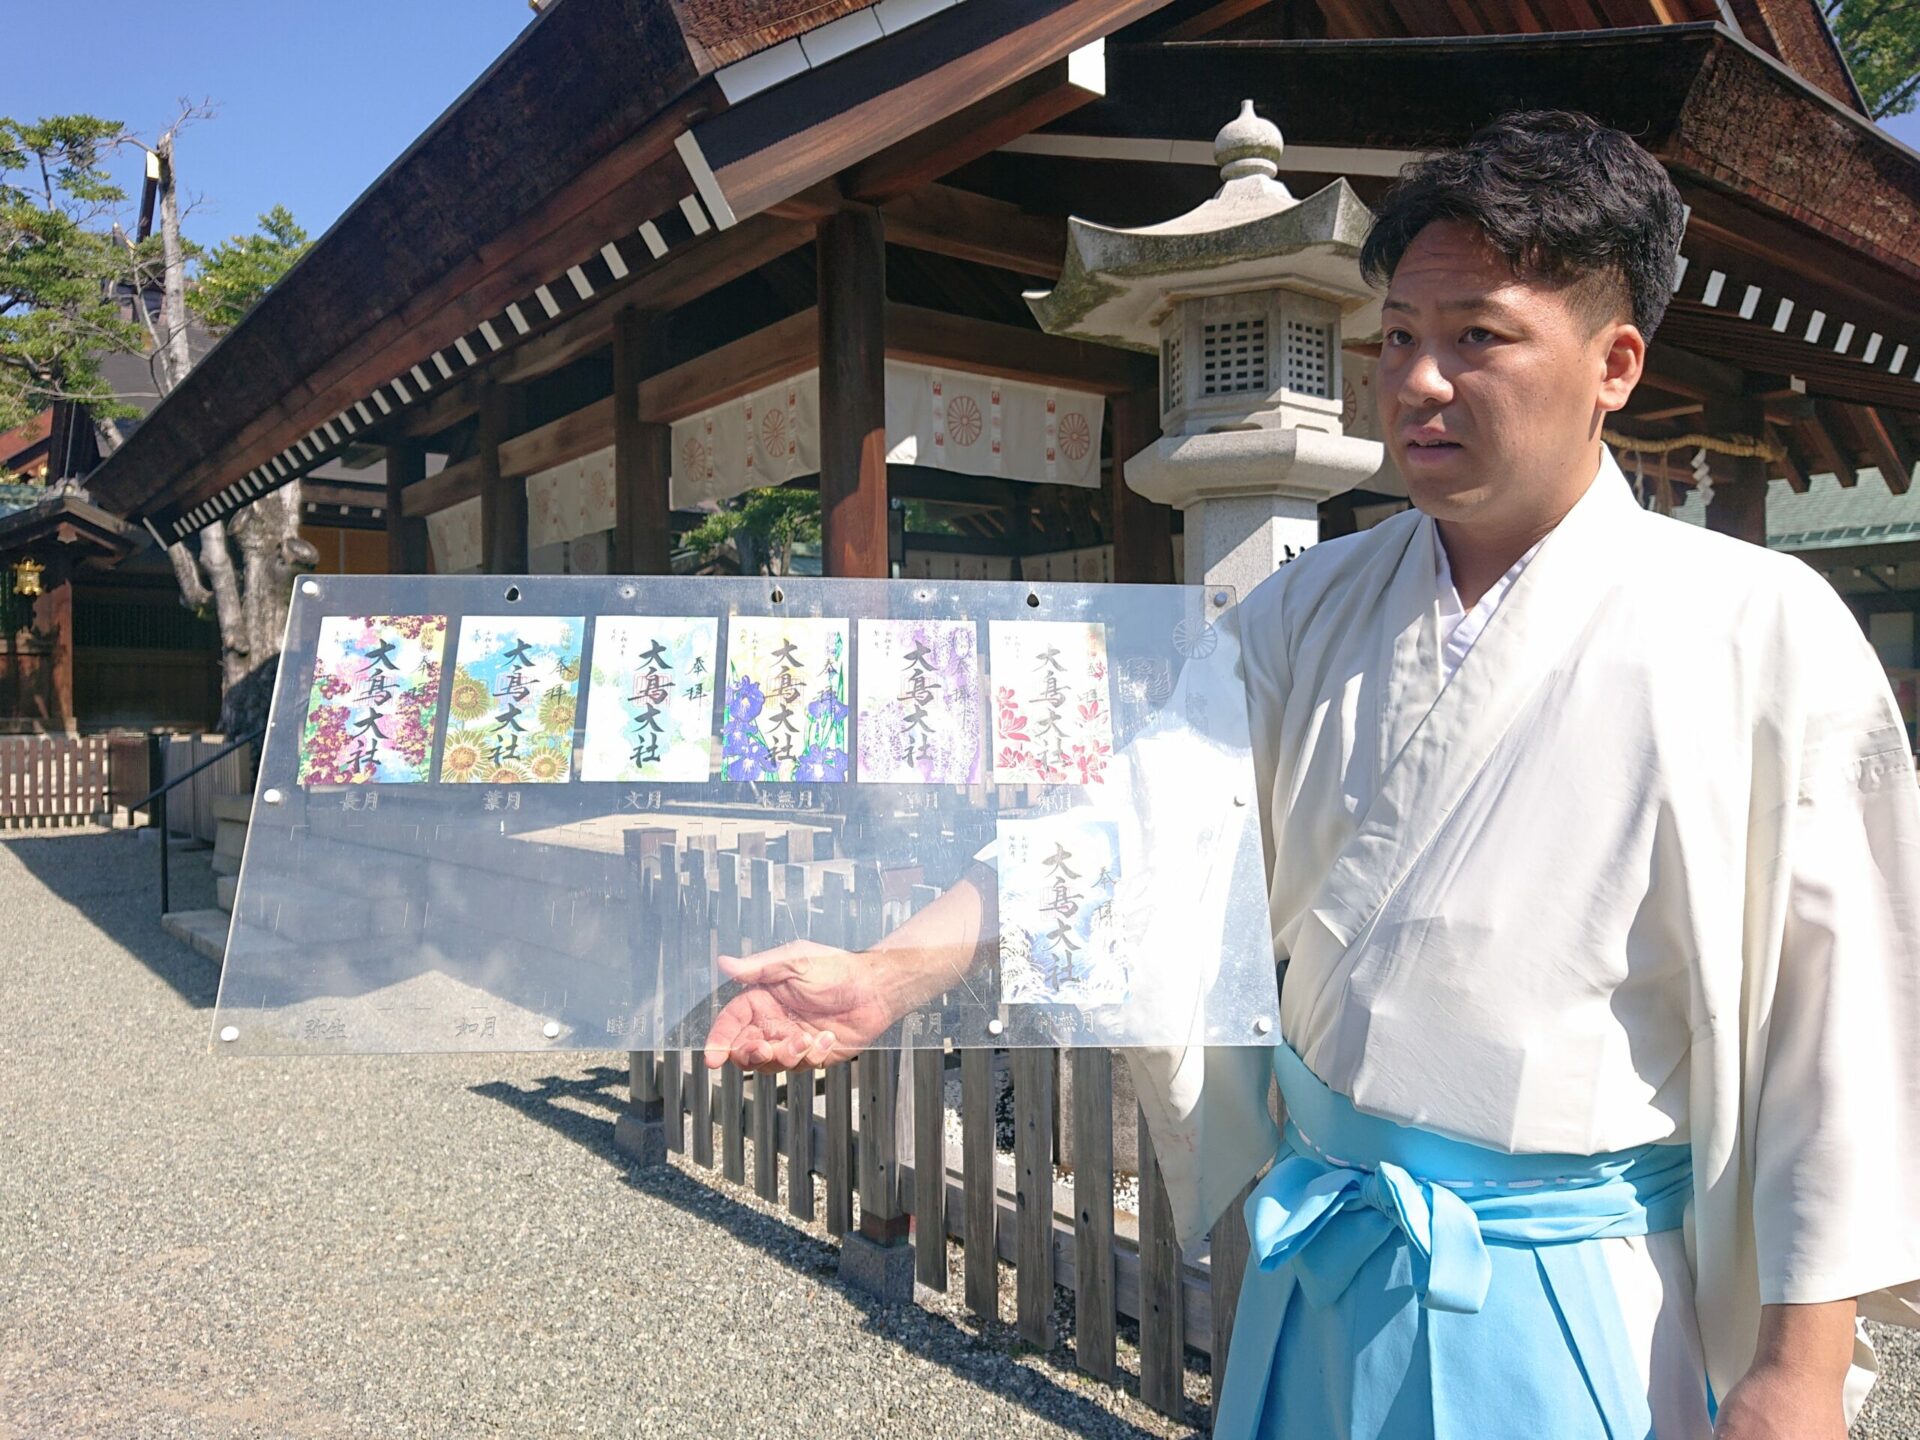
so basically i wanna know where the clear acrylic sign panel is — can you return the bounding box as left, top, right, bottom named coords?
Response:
left=213, top=576, right=1277, bottom=1054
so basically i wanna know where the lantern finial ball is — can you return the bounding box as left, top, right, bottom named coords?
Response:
left=1215, top=99, right=1284, bottom=182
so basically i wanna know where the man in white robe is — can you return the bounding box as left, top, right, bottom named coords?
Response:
left=704, top=111, right=1920, bottom=1438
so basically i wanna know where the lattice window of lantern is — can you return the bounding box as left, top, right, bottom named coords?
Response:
left=1164, top=332, right=1185, bottom=411
left=1283, top=318, right=1332, bottom=398
left=1200, top=317, right=1267, bottom=397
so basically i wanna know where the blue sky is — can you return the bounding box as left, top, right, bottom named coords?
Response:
left=6, top=1, right=1918, bottom=250
left=5, top=0, right=533, bottom=249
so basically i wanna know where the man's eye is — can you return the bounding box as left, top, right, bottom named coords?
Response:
left=1462, top=326, right=1493, bottom=343
left=1384, top=329, right=1413, bottom=346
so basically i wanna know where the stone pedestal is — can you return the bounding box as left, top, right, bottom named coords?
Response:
left=1124, top=425, right=1384, bottom=595
left=613, top=1108, right=667, bottom=1168
left=839, top=1232, right=916, bottom=1302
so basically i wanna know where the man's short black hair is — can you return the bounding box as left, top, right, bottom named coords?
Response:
left=1359, top=110, right=1686, bottom=340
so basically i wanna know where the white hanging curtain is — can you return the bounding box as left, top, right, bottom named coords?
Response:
left=668, top=359, right=1106, bottom=509
left=425, top=495, right=482, bottom=574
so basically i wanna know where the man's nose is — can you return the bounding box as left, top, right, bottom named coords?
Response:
left=1396, top=351, right=1452, bottom=407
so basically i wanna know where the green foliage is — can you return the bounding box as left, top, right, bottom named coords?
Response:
left=1829, top=1, right=1920, bottom=119
left=0, top=115, right=142, bottom=432
left=681, top=487, right=822, bottom=574
left=188, top=204, right=309, bottom=334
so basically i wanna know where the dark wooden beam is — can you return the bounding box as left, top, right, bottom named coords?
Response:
left=818, top=209, right=890, bottom=579
left=1766, top=424, right=1812, bottom=494
left=478, top=386, right=527, bottom=573
left=613, top=307, right=672, bottom=576
left=879, top=186, right=1066, bottom=278
left=886, top=303, right=1150, bottom=395
left=1802, top=404, right=1860, bottom=488
left=698, top=0, right=1172, bottom=218
left=1703, top=397, right=1768, bottom=546
left=383, top=445, right=430, bottom=573
left=845, top=58, right=1107, bottom=202
left=399, top=456, right=481, bottom=518
left=1155, top=0, right=1276, bottom=40
left=1856, top=404, right=1917, bottom=497
left=1109, top=390, right=1174, bottom=582
left=1641, top=342, right=1747, bottom=402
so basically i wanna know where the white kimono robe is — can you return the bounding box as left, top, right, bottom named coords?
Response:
left=1128, top=448, right=1920, bottom=1416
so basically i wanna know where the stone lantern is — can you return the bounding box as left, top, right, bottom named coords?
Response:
left=1026, top=102, right=1385, bottom=598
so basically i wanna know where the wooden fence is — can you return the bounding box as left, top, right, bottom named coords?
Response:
left=0, top=733, right=152, bottom=830
left=621, top=838, right=1254, bottom=1425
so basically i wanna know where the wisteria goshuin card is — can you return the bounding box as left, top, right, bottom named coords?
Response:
left=855, top=618, right=982, bottom=784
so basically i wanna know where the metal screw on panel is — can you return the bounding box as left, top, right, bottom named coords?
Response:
left=618, top=585, right=635, bottom=599
left=219, top=1025, right=239, bottom=1043
left=1253, top=1017, right=1273, bottom=1036
left=262, top=788, right=285, bottom=806
left=542, top=1021, right=561, bottom=1039
left=300, top=581, right=319, bottom=596
left=986, top=1018, right=1004, bottom=1037
left=1213, top=590, right=1230, bottom=606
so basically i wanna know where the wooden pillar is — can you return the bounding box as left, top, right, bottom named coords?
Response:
left=479, top=384, right=528, bottom=574
left=612, top=307, right=673, bottom=576
left=817, top=207, right=889, bottom=579
left=30, top=559, right=74, bottom=727
left=1703, top=397, right=1769, bottom=548
left=383, top=444, right=430, bottom=574
left=1109, top=390, right=1174, bottom=583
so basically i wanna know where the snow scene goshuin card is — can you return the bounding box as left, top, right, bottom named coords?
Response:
left=995, top=813, right=1126, bottom=1006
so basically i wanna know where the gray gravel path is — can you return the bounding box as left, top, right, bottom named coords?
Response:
left=1, top=828, right=1912, bottom=1439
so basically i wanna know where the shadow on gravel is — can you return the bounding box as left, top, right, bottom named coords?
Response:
left=2, top=829, right=222, bottom=1007
left=473, top=1065, right=1186, bottom=1440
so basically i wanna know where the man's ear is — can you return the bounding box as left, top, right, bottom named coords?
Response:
left=1597, top=323, right=1646, bottom=415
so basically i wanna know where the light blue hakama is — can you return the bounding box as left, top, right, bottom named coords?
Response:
left=1214, top=1043, right=1695, bottom=1440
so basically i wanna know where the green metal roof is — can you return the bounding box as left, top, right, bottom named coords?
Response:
left=1670, top=466, right=1920, bottom=552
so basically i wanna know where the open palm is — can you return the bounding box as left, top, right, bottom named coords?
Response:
left=702, top=940, right=897, bottom=1073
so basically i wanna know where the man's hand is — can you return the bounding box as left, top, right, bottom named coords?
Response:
left=702, top=941, right=900, bottom=1072
left=1714, top=1299, right=1855, bottom=1440
left=1713, top=1362, right=1847, bottom=1439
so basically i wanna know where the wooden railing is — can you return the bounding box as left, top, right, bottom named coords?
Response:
left=0, top=733, right=151, bottom=830
left=623, top=838, right=1253, bottom=1425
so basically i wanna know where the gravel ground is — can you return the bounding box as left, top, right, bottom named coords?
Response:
left=1, top=827, right=1912, bottom=1439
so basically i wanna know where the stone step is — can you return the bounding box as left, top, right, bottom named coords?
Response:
left=217, top=872, right=239, bottom=913
left=212, top=793, right=253, bottom=825
left=161, top=908, right=230, bottom=964
left=210, top=849, right=242, bottom=878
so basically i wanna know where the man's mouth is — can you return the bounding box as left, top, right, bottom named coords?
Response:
left=1405, top=437, right=1461, bottom=450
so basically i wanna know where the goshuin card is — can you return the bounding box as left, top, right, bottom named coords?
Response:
left=722, top=616, right=849, bottom=783
left=297, top=615, right=448, bottom=786
left=995, top=813, right=1126, bottom=1006
left=578, top=616, right=720, bottom=783
left=987, top=621, right=1113, bottom=785
left=855, top=617, right=982, bottom=785
left=442, top=616, right=584, bottom=784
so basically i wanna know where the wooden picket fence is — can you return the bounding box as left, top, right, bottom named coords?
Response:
left=0, top=733, right=150, bottom=830
left=620, top=837, right=1253, bottom=1424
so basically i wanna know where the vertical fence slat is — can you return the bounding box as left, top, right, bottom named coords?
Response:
left=685, top=848, right=713, bottom=1169
left=1013, top=1046, right=1057, bottom=1349
left=775, top=894, right=815, bottom=1221
left=716, top=852, right=746, bottom=1185
left=908, top=883, right=947, bottom=1288
left=1138, top=1101, right=1186, bottom=1420
left=1070, top=1047, right=1117, bottom=1382
left=747, top=857, right=780, bottom=1202
left=818, top=870, right=854, bottom=1238
left=1210, top=1177, right=1255, bottom=1428
left=961, top=1045, right=998, bottom=1320
left=659, top=841, right=684, bottom=1155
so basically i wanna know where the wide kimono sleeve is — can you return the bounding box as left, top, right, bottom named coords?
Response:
left=1120, top=573, right=1289, bottom=1252
left=1750, top=602, right=1920, bottom=1329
